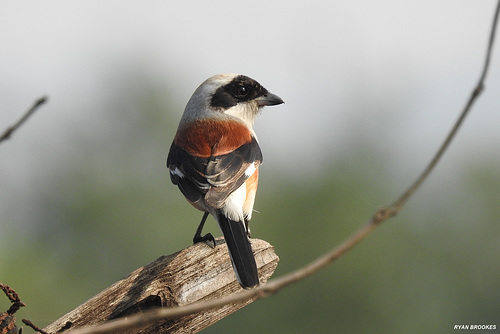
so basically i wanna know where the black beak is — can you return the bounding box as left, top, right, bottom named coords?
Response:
left=256, top=92, right=284, bottom=107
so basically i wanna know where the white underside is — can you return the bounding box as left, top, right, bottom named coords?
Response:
left=221, top=182, right=246, bottom=222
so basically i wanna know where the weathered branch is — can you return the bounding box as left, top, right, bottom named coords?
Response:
left=43, top=238, right=278, bottom=334
left=0, top=96, right=48, bottom=144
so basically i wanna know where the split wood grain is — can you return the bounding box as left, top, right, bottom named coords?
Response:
left=43, top=238, right=279, bottom=334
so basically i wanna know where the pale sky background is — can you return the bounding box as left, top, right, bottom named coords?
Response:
left=1, top=1, right=499, bottom=233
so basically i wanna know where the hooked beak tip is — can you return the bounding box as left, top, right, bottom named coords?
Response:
left=256, top=92, right=284, bottom=107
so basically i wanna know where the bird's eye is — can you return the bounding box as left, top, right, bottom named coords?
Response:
left=236, top=85, right=248, bottom=97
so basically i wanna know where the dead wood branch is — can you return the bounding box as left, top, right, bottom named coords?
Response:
left=43, top=238, right=278, bottom=334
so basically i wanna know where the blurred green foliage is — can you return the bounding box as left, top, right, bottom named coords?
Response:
left=1, top=75, right=499, bottom=333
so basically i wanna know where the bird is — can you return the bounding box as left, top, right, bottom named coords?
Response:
left=167, top=73, right=284, bottom=288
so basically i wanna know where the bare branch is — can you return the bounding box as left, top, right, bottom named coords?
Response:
left=45, top=238, right=278, bottom=334
left=63, top=3, right=500, bottom=333
left=22, top=319, right=49, bottom=334
left=0, top=283, right=25, bottom=315
left=386, top=0, right=500, bottom=216
left=0, top=96, right=48, bottom=144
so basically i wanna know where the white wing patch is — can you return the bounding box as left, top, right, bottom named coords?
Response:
left=244, top=163, right=257, bottom=177
left=170, top=167, right=184, bottom=178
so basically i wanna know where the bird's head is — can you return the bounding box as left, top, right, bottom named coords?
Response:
left=182, top=74, right=284, bottom=128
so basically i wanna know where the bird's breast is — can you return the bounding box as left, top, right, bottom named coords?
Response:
left=175, top=119, right=253, bottom=157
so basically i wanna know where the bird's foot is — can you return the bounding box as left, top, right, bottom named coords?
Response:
left=193, top=233, right=216, bottom=248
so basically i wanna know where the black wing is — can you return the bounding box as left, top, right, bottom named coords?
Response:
left=167, top=137, right=262, bottom=209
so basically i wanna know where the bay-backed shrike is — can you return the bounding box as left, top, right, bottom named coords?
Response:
left=167, top=74, right=283, bottom=288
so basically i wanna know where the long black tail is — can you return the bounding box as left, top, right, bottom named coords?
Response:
left=216, top=212, right=259, bottom=289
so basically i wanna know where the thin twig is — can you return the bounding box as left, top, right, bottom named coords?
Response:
left=385, top=0, right=500, bottom=217
left=0, top=283, right=26, bottom=315
left=65, top=3, right=500, bottom=333
left=0, top=96, right=48, bottom=144
left=22, top=319, right=49, bottom=334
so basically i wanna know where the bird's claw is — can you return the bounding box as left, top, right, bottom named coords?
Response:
left=193, top=233, right=216, bottom=248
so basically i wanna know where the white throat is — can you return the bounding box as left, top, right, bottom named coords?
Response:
left=224, top=102, right=260, bottom=130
